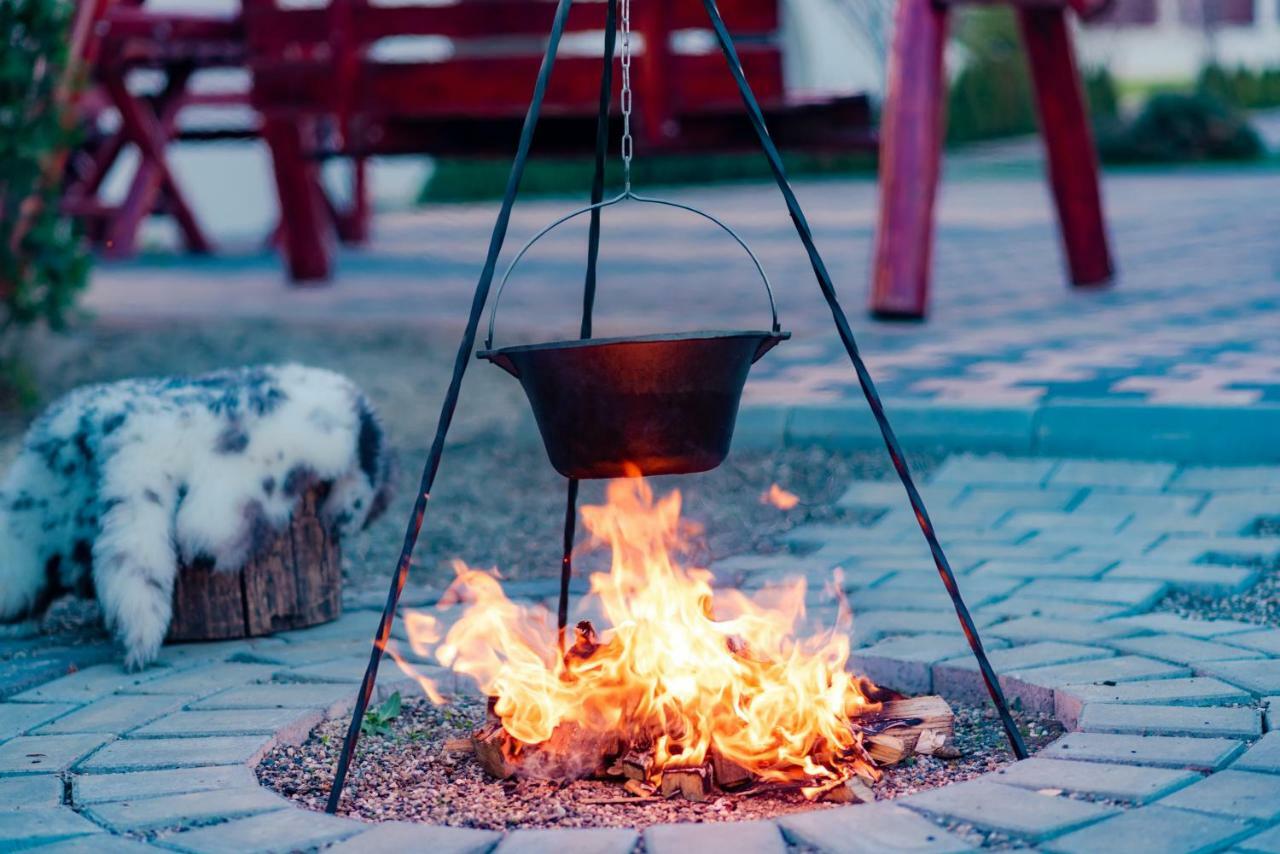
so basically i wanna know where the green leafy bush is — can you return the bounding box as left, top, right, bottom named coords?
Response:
left=946, top=9, right=1119, bottom=145
left=1097, top=92, right=1264, bottom=164
left=0, top=0, right=90, bottom=384
left=1197, top=63, right=1280, bottom=110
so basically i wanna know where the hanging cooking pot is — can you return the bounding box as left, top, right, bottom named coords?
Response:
left=478, top=191, right=788, bottom=480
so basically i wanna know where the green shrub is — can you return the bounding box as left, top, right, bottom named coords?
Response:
left=420, top=151, right=876, bottom=203
left=0, top=0, right=90, bottom=397
left=1096, top=91, right=1264, bottom=164
left=946, top=8, right=1120, bottom=145
left=1197, top=63, right=1280, bottom=110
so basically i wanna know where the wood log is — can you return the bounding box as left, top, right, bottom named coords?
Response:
left=864, top=733, right=907, bottom=766
left=621, top=748, right=654, bottom=782
left=710, top=749, right=753, bottom=790
left=863, top=695, right=954, bottom=753
left=472, top=721, right=515, bottom=779
left=660, top=764, right=711, bottom=802
left=167, top=484, right=341, bottom=641
left=814, top=776, right=877, bottom=804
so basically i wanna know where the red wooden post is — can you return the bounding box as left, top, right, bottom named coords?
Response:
left=870, top=0, right=949, bottom=320
left=1017, top=6, right=1113, bottom=287
left=262, top=118, right=332, bottom=283
left=633, top=0, right=678, bottom=147
left=101, top=73, right=212, bottom=257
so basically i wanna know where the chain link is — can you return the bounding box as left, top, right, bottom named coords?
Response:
left=618, top=0, right=633, bottom=192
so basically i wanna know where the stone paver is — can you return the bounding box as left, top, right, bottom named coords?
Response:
left=903, top=778, right=1116, bottom=840
left=1040, top=732, right=1243, bottom=771
left=983, top=616, right=1141, bottom=644
left=189, top=682, right=350, bottom=711
left=0, top=773, right=64, bottom=809
left=1001, top=656, right=1192, bottom=714
left=1105, top=614, right=1261, bottom=639
left=1078, top=703, right=1262, bottom=739
left=0, top=701, right=77, bottom=741
left=933, top=642, right=1113, bottom=704
left=122, top=663, right=277, bottom=697
left=73, top=764, right=260, bottom=805
left=131, top=707, right=316, bottom=738
left=1042, top=805, right=1255, bottom=854
left=1233, top=731, right=1280, bottom=774
left=1196, top=660, right=1280, bottom=695
left=991, top=757, right=1197, bottom=803
left=36, top=694, right=189, bottom=735
left=13, top=664, right=167, bottom=703
left=327, top=822, right=501, bottom=854
left=850, top=634, right=980, bottom=694
left=0, top=808, right=104, bottom=849
left=84, top=786, right=290, bottom=832
left=645, top=820, right=786, bottom=854
left=778, top=803, right=971, bottom=853
left=495, top=827, right=639, bottom=854
left=78, top=735, right=271, bottom=772
left=1225, top=630, right=1280, bottom=656
left=1103, top=562, right=1258, bottom=595
left=0, top=733, right=110, bottom=775
left=1238, top=825, right=1280, bottom=854
left=1107, top=634, right=1265, bottom=664
left=1159, top=769, right=1280, bottom=822
left=159, top=807, right=361, bottom=853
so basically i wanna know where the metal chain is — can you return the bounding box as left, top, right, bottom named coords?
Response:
left=618, top=0, right=633, bottom=192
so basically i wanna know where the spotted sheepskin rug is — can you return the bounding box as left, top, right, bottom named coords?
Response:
left=0, top=364, right=393, bottom=669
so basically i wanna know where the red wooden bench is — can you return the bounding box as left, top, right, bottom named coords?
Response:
left=871, top=0, right=1116, bottom=319
left=62, top=0, right=250, bottom=258
left=243, top=0, right=875, bottom=283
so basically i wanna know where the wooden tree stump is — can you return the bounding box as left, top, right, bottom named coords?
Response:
left=166, top=485, right=342, bottom=642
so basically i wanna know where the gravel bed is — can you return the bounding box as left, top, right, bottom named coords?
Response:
left=258, top=695, right=1061, bottom=831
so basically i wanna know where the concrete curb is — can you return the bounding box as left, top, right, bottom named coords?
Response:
left=732, top=401, right=1280, bottom=463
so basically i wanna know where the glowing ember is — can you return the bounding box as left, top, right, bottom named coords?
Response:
left=392, top=474, right=886, bottom=798
left=761, top=483, right=800, bottom=510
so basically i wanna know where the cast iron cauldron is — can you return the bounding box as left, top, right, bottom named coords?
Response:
left=478, top=191, right=788, bottom=479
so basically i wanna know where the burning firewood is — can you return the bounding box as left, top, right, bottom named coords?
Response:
left=620, top=748, right=655, bottom=782
left=710, top=749, right=753, bottom=790
left=863, top=733, right=906, bottom=766
left=811, top=776, right=877, bottom=804
left=443, top=737, right=475, bottom=755
left=863, top=695, right=954, bottom=756
left=660, top=764, right=712, bottom=802
left=472, top=721, right=515, bottom=779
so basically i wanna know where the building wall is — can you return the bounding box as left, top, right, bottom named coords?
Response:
left=1075, top=0, right=1280, bottom=82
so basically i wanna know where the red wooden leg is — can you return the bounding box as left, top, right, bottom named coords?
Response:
left=1017, top=7, right=1114, bottom=288
left=262, top=117, right=332, bottom=284
left=102, top=72, right=212, bottom=257
left=870, top=0, right=949, bottom=320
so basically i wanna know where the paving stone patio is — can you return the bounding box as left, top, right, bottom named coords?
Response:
left=1, top=454, right=1278, bottom=851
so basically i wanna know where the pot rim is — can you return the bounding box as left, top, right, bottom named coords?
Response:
left=476, top=329, right=790, bottom=361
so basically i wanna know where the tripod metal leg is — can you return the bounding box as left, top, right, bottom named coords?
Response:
left=700, top=0, right=1027, bottom=760
left=556, top=0, right=617, bottom=649
left=324, top=0, right=581, bottom=814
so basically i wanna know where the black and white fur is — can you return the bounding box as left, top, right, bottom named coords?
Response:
left=0, top=364, right=393, bottom=669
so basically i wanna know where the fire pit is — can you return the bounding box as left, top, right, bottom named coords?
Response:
left=324, top=0, right=1027, bottom=816
left=384, top=477, right=958, bottom=806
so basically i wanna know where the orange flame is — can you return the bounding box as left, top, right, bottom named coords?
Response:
left=398, top=475, right=880, bottom=792
left=762, top=483, right=800, bottom=510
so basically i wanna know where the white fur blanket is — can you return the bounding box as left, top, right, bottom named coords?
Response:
left=0, top=364, right=392, bottom=669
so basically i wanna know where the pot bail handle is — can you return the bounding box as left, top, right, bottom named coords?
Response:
left=483, top=190, right=781, bottom=350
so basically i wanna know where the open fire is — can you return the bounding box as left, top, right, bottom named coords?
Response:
left=390, top=474, right=953, bottom=804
